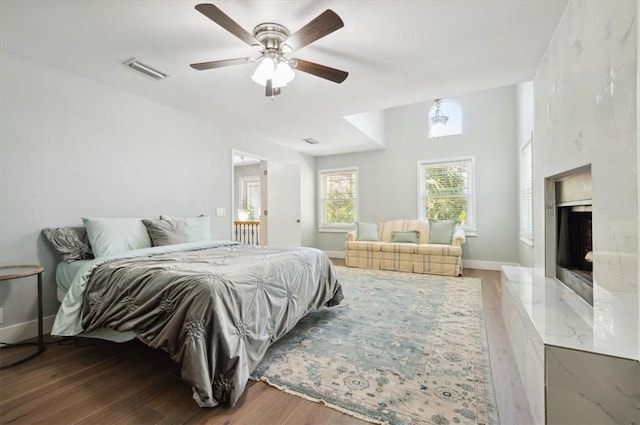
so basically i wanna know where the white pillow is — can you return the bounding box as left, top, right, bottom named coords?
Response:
left=82, top=217, right=152, bottom=257
left=159, top=215, right=211, bottom=242
left=356, top=221, right=380, bottom=241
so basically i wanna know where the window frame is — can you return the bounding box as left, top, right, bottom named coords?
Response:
left=318, top=166, right=359, bottom=232
left=240, top=175, right=261, bottom=220
left=417, top=156, right=476, bottom=235
left=519, top=136, right=534, bottom=246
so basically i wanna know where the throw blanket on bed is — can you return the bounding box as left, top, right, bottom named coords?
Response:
left=51, top=241, right=343, bottom=407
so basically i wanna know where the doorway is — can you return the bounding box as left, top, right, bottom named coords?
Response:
left=230, top=151, right=302, bottom=247
left=232, top=151, right=264, bottom=244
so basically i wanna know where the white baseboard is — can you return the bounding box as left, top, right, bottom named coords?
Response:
left=0, top=315, right=56, bottom=344
left=325, top=250, right=345, bottom=259
left=463, top=260, right=520, bottom=271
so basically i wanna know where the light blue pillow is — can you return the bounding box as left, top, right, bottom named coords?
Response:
left=355, top=222, right=380, bottom=241
left=429, top=219, right=456, bottom=244
left=82, top=217, right=152, bottom=257
left=391, top=230, right=420, bottom=244
left=159, top=215, right=211, bottom=242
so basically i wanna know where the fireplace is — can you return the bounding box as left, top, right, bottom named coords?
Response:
left=556, top=205, right=593, bottom=305
left=550, top=166, right=593, bottom=306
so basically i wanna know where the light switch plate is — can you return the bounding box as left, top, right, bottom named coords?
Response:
left=215, top=207, right=226, bottom=217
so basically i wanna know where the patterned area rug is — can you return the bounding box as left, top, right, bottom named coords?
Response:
left=251, top=266, right=498, bottom=425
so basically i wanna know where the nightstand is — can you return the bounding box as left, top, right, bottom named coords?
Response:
left=0, top=265, right=45, bottom=369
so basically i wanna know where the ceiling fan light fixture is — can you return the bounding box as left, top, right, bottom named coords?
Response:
left=251, top=55, right=295, bottom=88
left=251, top=56, right=275, bottom=86
left=274, top=61, right=295, bottom=86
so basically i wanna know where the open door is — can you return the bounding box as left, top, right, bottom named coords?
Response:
left=265, top=161, right=301, bottom=247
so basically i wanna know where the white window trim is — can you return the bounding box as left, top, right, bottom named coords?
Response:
left=416, top=156, right=477, bottom=236
left=318, top=166, right=359, bottom=232
left=519, top=136, right=534, bottom=246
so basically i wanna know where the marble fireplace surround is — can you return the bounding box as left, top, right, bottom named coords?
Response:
left=507, top=0, right=640, bottom=422
left=504, top=164, right=636, bottom=421
left=501, top=266, right=638, bottom=424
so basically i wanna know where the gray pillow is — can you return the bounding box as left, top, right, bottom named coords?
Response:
left=42, top=226, right=94, bottom=263
left=429, top=219, right=456, bottom=244
left=142, top=219, right=193, bottom=247
left=159, top=215, right=210, bottom=242
left=355, top=222, right=380, bottom=241
left=391, top=230, right=420, bottom=244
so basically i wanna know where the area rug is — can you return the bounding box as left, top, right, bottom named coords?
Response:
left=251, top=266, right=498, bottom=425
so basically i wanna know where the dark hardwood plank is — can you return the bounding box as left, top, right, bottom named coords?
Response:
left=0, top=266, right=530, bottom=425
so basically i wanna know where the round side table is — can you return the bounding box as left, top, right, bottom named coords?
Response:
left=0, top=265, right=45, bottom=369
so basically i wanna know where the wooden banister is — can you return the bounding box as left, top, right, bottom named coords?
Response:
left=234, top=221, right=260, bottom=245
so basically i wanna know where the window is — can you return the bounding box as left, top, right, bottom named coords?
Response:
left=520, top=137, right=533, bottom=245
left=428, top=99, right=463, bottom=138
left=418, top=157, right=475, bottom=232
left=240, top=176, right=261, bottom=220
left=319, top=167, right=358, bottom=230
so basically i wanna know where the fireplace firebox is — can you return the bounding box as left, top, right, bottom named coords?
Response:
left=550, top=166, right=593, bottom=306
left=556, top=205, right=593, bottom=305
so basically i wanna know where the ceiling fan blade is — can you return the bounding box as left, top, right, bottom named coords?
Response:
left=293, top=59, right=348, bottom=83
left=190, top=57, right=251, bottom=71
left=283, top=9, right=344, bottom=51
left=195, top=3, right=260, bottom=47
left=265, top=79, right=282, bottom=97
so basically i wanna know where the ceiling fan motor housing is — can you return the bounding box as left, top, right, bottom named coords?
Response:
left=253, top=23, right=291, bottom=52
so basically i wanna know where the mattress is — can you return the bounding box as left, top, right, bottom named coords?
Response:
left=55, top=260, right=91, bottom=301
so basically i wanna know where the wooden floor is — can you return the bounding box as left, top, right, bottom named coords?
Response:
left=0, top=264, right=532, bottom=425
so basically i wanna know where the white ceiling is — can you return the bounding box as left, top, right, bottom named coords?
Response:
left=0, top=0, right=567, bottom=156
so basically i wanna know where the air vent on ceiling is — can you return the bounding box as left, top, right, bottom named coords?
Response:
left=123, top=58, right=168, bottom=80
left=303, top=138, right=320, bottom=145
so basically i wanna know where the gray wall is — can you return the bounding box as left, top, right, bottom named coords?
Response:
left=0, top=51, right=315, bottom=329
left=315, top=85, right=520, bottom=265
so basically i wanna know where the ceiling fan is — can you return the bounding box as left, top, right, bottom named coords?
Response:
left=190, top=3, right=349, bottom=97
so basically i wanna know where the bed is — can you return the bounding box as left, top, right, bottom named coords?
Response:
left=46, top=220, right=343, bottom=408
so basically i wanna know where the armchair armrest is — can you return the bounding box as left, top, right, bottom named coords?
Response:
left=346, top=230, right=356, bottom=242
left=452, top=228, right=466, bottom=246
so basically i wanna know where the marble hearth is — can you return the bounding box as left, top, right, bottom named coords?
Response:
left=501, top=266, right=638, bottom=424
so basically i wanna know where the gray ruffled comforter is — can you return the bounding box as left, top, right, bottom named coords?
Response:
left=79, top=244, right=343, bottom=407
